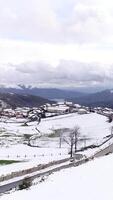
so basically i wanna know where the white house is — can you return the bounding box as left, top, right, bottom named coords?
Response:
left=78, top=108, right=88, bottom=115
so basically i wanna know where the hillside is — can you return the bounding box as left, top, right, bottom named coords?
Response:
left=0, top=93, right=53, bottom=108
left=1, top=153, right=113, bottom=200
left=69, top=89, right=113, bottom=108
left=0, top=85, right=85, bottom=100
left=1, top=86, right=113, bottom=108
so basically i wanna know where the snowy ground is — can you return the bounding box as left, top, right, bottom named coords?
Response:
left=0, top=113, right=112, bottom=158
left=39, top=113, right=111, bottom=138
left=0, top=144, right=69, bottom=177
left=1, top=153, right=113, bottom=200
left=0, top=113, right=112, bottom=179
left=0, top=113, right=112, bottom=145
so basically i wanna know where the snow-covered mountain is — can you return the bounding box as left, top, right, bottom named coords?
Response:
left=69, top=89, right=113, bottom=108
left=1, top=85, right=113, bottom=108
left=0, top=85, right=85, bottom=100
left=0, top=93, right=53, bottom=108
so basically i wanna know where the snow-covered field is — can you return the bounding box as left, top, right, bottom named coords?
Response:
left=0, top=112, right=112, bottom=186
left=0, top=113, right=112, bottom=155
left=1, top=153, right=113, bottom=200
left=0, top=113, right=112, bottom=162
left=0, top=144, right=68, bottom=177
left=0, top=113, right=112, bottom=145
left=38, top=113, right=111, bottom=139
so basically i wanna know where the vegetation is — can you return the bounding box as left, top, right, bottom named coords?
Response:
left=23, top=134, right=33, bottom=140
left=63, top=126, right=81, bottom=157
left=21, top=123, right=29, bottom=127
left=0, top=160, right=20, bottom=165
left=48, top=133, right=57, bottom=138
left=19, top=177, right=32, bottom=190
left=49, top=128, right=70, bottom=138
left=0, top=92, right=53, bottom=108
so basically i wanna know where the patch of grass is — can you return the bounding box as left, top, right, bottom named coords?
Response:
left=0, top=160, right=20, bottom=165
left=23, top=134, right=33, bottom=140
left=21, top=123, right=29, bottom=127
left=48, top=133, right=56, bottom=138
left=48, top=128, right=71, bottom=138
left=0, top=134, right=14, bottom=137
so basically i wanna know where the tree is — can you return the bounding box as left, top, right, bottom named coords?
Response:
left=63, top=132, right=74, bottom=158
left=72, top=126, right=80, bottom=153
left=79, top=135, right=90, bottom=148
left=108, top=115, right=112, bottom=123
left=50, top=127, right=71, bottom=148
left=111, top=126, right=113, bottom=135
left=63, top=126, right=81, bottom=158
left=23, top=110, right=42, bottom=126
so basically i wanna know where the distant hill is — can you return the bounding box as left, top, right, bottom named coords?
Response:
left=1, top=86, right=113, bottom=108
left=0, top=85, right=85, bottom=100
left=0, top=93, right=53, bottom=108
left=69, top=89, right=113, bottom=108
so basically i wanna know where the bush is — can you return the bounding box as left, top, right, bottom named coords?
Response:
left=19, top=177, right=32, bottom=190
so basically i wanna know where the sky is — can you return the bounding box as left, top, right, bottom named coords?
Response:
left=1, top=0, right=113, bottom=90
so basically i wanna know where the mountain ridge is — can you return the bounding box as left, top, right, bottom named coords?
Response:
left=1, top=86, right=113, bottom=108
left=0, top=93, right=53, bottom=108
left=0, top=85, right=85, bottom=100
left=69, top=89, right=113, bottom=108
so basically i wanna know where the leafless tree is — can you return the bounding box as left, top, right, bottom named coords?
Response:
left=108, top=115, right=112, bottom=123
left=23, top=113, right=41, bottom=126
left=63, top=132, right=74, bottom=158
left=111, top=126, right=113, bottom=135
left=79, top=135, right=91, bottom=148
left=73, top=126, right=80, bottom=153
left=50, top=127, right=71, bottom=148
left=63, top=126, right=81, bottom=158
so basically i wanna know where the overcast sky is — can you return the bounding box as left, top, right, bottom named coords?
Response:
left=1, top=0, right=113, bottom=90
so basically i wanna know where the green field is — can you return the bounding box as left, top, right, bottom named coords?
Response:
left=0, top=160, right=20, bottom=165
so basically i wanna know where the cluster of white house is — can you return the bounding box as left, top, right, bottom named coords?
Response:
left=0, top=101, right=90, bottom=119
left=1, top=100, right=113, bottom=119
left=45, top=101, right=89, bottom=115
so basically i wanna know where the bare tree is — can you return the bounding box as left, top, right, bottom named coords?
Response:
left=50, top=128, right=71, bottom=148
left=108, top=115, right=112, bottom=123
left=63, top=126, right=81, bottom=158
left=72, top=126, right=80, bottom=153
left=111, top=126, right=113, bottom=135
left=63, top=131, right=75, bottom=158
left=23, top=113, right=41, bottom=126
left=79, top=135, right=89, bottom=148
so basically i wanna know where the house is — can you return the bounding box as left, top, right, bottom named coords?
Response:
left=74, top=104, right=81, bottom=108
left=78, top=108, right=88, bottom=115
left=65, top=101, right=73, bottom=106
left=47, top=105, right=70, bottom=114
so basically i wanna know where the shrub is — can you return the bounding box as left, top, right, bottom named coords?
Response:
left=19, top=177, right=32, bottom=190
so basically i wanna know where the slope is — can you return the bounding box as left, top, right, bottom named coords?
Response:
left=0, top=93, right=53, bottom=108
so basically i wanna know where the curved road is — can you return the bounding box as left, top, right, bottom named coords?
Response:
left=1, top=141, right=113, bottom=195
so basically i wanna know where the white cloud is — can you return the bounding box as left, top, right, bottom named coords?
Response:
left=0, top=0, right=113, bottom=89
left=0, top=0, right=113, bottom=43
left=0, top=60, right=112, bottom=88
left=0, top=0, right=59, bottom=42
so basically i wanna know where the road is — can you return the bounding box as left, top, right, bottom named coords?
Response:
left=94, top=143, right=113, bottom=158
left=1, top=140, right=113, bottom=195
left=0, top=161, right=74, bottom=194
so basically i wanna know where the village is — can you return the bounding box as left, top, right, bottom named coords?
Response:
left=1, top=100, right=113, bottom=121
left=0, top=99, right=112, bottom=151
left=0, top=95, right=113, bottom=196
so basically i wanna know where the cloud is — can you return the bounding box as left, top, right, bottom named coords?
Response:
left=0, top=60, right=111, bottom=88
left=0, top=0, right=113, bottom=90
left=0, top=0, right=58, bottom=42
left=0, top=0, right=113, bottom=44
